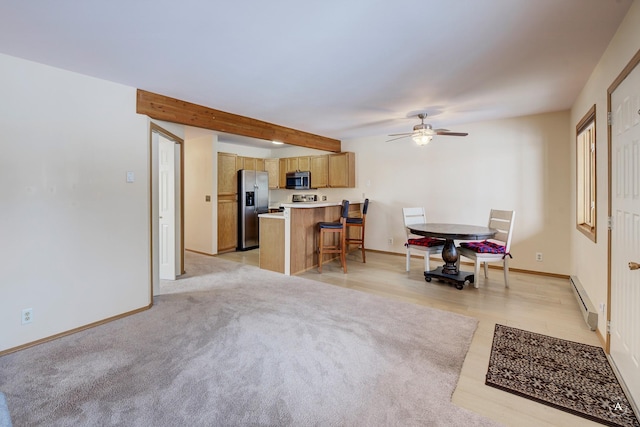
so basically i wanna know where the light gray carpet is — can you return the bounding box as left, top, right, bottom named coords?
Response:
left=0, top=252, right=499, bottom=426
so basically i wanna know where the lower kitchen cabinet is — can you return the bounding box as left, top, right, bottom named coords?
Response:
left=259, top=215, right=285, bottom=273
left=217, top=198, right=237, bottom=253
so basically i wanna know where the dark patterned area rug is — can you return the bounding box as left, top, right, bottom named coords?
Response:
left=486, top=324, right=639, bottom=427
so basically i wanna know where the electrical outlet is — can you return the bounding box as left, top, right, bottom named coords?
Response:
left=535, top=252, right=543, bottom=262
left=388, top=238, right=393, bottom=245
left=22, top=308, right=33, bottom=325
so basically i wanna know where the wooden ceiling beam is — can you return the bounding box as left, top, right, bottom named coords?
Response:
left=136, top=89, right=341, bottom=152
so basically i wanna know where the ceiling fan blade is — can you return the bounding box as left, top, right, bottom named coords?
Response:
left=387, top=132, right=412, bottom=137
left=386, top=135, right=411, bottom=142
left=436, top=131, right=468, bottom=136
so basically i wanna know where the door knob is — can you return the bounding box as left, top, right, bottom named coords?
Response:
left=629, top=262, right=640, bottom=270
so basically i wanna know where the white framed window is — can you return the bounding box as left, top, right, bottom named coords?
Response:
left=576, top=105, right=596, bottom=242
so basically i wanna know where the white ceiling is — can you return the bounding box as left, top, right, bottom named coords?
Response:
left=0, top=0, right=633, bottom=148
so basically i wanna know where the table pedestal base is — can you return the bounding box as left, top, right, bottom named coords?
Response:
left=424, top=267, right=474, bottom=290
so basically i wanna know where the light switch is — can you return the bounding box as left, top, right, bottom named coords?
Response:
left=126, top=171, right=135, bottom=183
left=205, top=195, right=211, bottom=202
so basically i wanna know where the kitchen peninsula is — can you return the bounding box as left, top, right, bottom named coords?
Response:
left=259, top=201, right=362, bottom=275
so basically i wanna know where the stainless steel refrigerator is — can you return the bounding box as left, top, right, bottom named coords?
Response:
left=237, top=170, right=269, bottom=251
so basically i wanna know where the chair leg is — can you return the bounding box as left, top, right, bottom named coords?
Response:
left=503, top=258, right=510, bottom=288
left=484, top=262, right=488, bottom=278
left=360, top=234, right=366, bottom=263
left=473, top=259, right=481, bottom=289
left=406, top=248, right=411, bottom=272
left=424, top=253, right=430, bottom=272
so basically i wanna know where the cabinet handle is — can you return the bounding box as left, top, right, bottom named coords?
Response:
left=629, top=262, right=640, bottom=271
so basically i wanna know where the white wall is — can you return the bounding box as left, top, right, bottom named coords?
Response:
left=570, top=1, right=640, bottom=336
left=184, top=130, right=217, bottom=254
left=341, top=111, right=572, bottom=275
left=0, top=54, right=150, bottom=352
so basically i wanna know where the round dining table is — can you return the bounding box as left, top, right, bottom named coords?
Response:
left=407, top=223, right=497, bottom=289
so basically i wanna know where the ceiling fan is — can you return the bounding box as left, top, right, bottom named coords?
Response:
left=387, top=113, right=468, bottom=145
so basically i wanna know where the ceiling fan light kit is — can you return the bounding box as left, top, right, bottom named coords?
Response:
left=387, top=112, right=468, bottom=145
left=412, top=130, right=434, bottom=145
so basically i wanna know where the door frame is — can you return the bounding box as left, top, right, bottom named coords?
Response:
left=149, top=122, right=185, bottom=301
left=606, top=49, right=640, bottom=419
left=606, top=48, right=640, bottom=353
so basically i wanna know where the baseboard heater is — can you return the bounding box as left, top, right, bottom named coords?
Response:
left=570, top=276, right=597, bottom=331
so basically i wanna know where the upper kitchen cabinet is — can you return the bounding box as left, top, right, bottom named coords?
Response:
left=218, top=152, right=238, bottom=195
left=238, top=156, right=259, bottom=171
left=278, top=158, right=288, bottom=188
left=328, top=152, right=355, bottom=188
left=297, top=156, right=310, bottom=171
left=310, top=155, right=328, bottom=188
left=284, top=157, right=299, bottom=173
left=264, top=158, right=279, bottom=189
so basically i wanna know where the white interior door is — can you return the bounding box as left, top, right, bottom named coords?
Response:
left=159, top=135, right=176, bottom=280
left=611, top=60, right=640, bottom=407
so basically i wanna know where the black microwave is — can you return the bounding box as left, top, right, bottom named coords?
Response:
left=286, top=171, right=311, bottom=189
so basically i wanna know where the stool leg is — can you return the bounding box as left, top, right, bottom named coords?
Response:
left=318, top=228, right=324, bottom=273
left=340, top=226, right=347, bottom=273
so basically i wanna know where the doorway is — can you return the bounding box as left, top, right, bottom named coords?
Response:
left=608, top=49, right=640, bottom=411
left=150, top=122, right=184, bottom=297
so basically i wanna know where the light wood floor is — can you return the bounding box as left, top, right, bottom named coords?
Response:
left=216, top=249, right=602, bottom=427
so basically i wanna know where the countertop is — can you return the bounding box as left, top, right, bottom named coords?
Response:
left=280, top=200, right=364, bottom=209
left=258, top=212, right=285, bottom=219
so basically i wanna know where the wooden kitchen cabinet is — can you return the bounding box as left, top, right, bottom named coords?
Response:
left=236, top=156, right=265, bottom=172
left=285, top=157, right=299, bottom=172
left=297, top=156, right=310, bottom=171
left=218, top=152, right=238, bottom=195
left=328, top=152, right=355, bottom=188
left=279, top=158, right=287, bottom=188
left=239, top=156, right=257, bottom=171
left=221, top=151, right=356, bottom=192
left=236, top=156, right=245, bottom=171
left=264, top=158, right=279, bottom=189
left=259, top=215, right=285, bottom=273
left=310, top=155, right=328, bottom=188
left=217, top=197, right=237, bottom=253
left=279, top=157, right=299, bottom=187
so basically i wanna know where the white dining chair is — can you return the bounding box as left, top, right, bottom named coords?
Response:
left=457, top=209, right=516, bottom=288
left=402, top=207, right=445, bottom=272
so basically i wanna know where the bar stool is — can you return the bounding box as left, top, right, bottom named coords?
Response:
left=345, top=198, right=369, bottom=263
left=317, top=200, right=350, bottom=273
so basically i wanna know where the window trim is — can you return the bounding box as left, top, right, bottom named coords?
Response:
left=576, top=104, right=597, bottom=242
